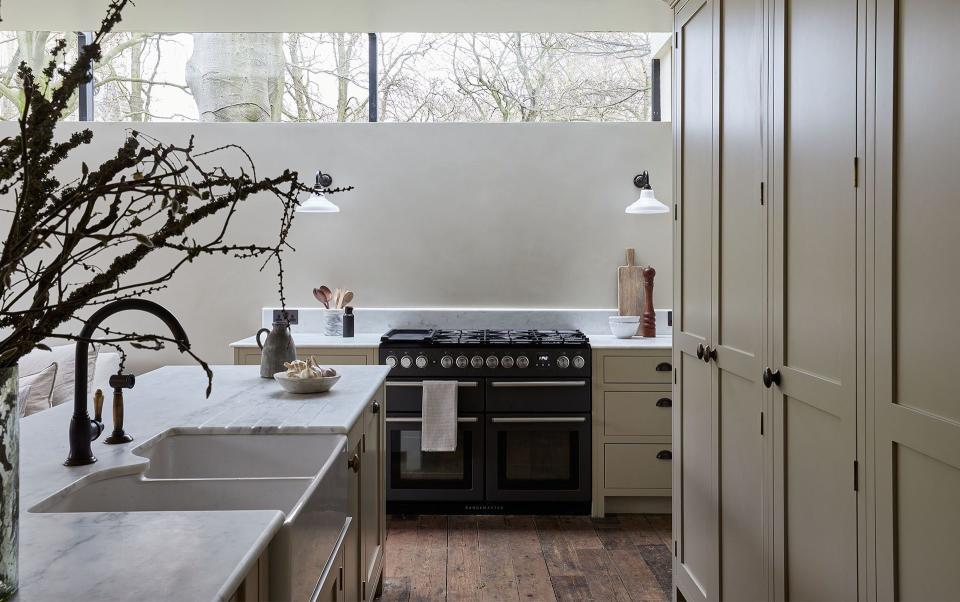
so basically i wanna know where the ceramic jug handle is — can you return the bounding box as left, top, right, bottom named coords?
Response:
left=256, top=328, right=269, bottom=350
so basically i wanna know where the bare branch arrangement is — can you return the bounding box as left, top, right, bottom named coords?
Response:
left=0, top=0, right=351, bottom=391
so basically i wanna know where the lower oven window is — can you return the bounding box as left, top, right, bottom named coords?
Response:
left=497, top=430, right=578, bottom=490
left=392, top=429, right=473, bottom=489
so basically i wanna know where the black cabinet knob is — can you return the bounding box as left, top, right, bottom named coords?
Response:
left=656, top=397, right=672, bottom=408
left=696, top=344, right=705, bottom=360
left=656, top=450, right=672, bottom=460
left=372, top=400, right=380, bottom=414
left=706, top=346, right=717, bottom=362
left=762, top=367, right=781, bottom=388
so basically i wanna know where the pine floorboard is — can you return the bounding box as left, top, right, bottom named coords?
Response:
left=378, top=514, right=671, bottom=602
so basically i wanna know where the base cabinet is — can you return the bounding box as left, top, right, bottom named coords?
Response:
left=592, top=348, right=673, bottom=517
left=347, top=391, right=386, bottom=601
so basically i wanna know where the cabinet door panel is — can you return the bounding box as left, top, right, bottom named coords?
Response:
left=717, top=0, right=767, bottom=599
left=874, top=1, right=960, bottom=599
left=361, top=400, right=384, bottom=598
left=672, top=0, right=717, bottom=600
left=343, top=438, right=361, bottom=602
left=772, top=0, right=859, bottom=599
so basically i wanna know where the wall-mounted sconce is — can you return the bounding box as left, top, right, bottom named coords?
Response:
left=625, top=171, right=669, bottom=214
left=297, top=171, right=340, bottom=213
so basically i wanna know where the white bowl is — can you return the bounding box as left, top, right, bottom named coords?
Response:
left=609, top=316, right=640, bottom=338
left=274, top=372, right=341, bottom=394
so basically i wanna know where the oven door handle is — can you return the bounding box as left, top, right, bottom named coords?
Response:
left=489, top=381, right=587, bottom=388
left=490, top=417, right=587, bottom=423
left=386, top=381, right=479, bottom=388
left=385, top=417, right=479, bottom=423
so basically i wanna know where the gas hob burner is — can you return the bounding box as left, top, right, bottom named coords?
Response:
left=381, top=328, right=589, bottom=347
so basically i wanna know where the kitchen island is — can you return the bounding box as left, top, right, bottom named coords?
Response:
left=14, top=364, right=389, bottom=602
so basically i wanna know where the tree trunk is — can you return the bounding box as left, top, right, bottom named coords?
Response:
left=186, top=33, right=284, bottom=122
left=129, top=38, right=144, bottom=122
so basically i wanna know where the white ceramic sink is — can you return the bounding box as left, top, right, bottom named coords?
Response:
left=32, top=473, right=314, bottom=513
left=132, top=429, right=342, bottom=479
left=31, top=430, right=350, bottom=601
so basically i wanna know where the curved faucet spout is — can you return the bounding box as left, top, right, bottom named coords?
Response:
left=65, top=299, right=191, bottom=466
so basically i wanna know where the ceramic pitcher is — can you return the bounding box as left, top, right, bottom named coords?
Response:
left=256, top=320, right=298, bottom=378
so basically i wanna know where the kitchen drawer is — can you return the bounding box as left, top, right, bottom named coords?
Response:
left=300, top=354, right=369, bottom=365
left=604, top=391, right=672, bottom=436
left=239, top=352, right=369, bottom=366
left=602, top=355, right=672, bottom=384
left=604, top=443, right=672, bottom=490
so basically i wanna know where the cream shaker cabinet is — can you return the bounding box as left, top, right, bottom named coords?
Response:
left=871, top=1, right=960, bottom=600
left=670, top=0, right=960, bottom=600
left=770, top=0, right=862, bottom=599
left=672, top=0, right=769, bottom=599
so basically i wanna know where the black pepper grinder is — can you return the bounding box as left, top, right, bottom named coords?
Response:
left=342, top=306, right=355, bottom=338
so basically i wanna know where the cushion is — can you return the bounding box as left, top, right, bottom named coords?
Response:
left=92, top=351, right=122, bottom=398
left=18, top=343, right=98, bottom=408
left=18, top=362, right=58, bottom=417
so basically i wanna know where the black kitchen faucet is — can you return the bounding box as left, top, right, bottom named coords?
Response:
left=64, top=299, right=191, bottom=466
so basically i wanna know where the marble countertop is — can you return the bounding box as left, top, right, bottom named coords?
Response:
left=586, top=334, right=673, bottom=349
left=230, top=332, right=384, bottom=349
left=14, top=364, right=390, bottom=602
left=229, top=332, right=672, bottom=350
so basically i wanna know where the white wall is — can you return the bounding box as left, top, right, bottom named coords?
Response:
left=1, top=122, right=672, bottom=373
left=4, top=0, right=672, bottom=32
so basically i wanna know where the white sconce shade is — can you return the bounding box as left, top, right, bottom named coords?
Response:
left=626, top=188, right=669, bottom=214
left=297, top=170, right=340, bottom=213
left=297, top=191, right=340, bottom=213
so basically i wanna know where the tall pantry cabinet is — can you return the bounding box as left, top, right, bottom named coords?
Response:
left=667, top=0, right=960, bottom=600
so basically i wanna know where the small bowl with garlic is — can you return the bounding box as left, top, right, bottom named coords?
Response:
left=274, top=357, right=340, bottom=394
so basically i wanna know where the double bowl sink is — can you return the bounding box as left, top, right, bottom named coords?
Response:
left=30, top=429, right=349, bottom=600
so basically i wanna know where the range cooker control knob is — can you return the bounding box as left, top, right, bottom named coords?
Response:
left=516, top=355, right=530, bottom=369
left=470, top=355, right=484, bottom=369
left=400, top=355, right=413, bottom=369
left=557, top=355, right=571, bottom=369
left=440, top=355, right=454, bottom=369
left=385, top=356, right=398, bottom=368
left=501, top=355, right=515, bottom=368
left=416, top=355, right=429, bottom=369
left=486, top=355, right=499, bottom=369
left=572, top=355, right=586, bottom=369
left=456, top=355, right=469, bottom=369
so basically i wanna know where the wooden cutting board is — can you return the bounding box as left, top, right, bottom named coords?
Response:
left=618, top=248, right=644, bottom=316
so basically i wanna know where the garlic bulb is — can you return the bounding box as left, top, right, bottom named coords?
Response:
left=282, top=356, right=338, bottom=379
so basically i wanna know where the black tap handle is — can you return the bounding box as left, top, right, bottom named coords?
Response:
left=109, top=373, right=136, bottom=390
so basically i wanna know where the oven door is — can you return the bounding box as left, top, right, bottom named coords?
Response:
left=485, top=414, right=591, bottom=502
left=385, top=415, right=484, bottom=501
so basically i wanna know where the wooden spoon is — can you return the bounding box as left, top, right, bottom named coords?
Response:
left=340, top=290, right=354, bottom=308
left=333, top=287, right=342, bottom=310
left=313, top=286, right=332, bottom=309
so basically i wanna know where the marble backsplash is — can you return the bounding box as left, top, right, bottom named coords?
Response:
left=262, top=308, right=672, bottom=336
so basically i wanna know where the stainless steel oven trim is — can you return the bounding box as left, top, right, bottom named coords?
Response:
left=386, top=417, right=479, bottom=423
left=490, top=417, right=587, bottom=423
left=386, top=381, right=479, bottom=388
left=489, top=381, right=587, bottom=388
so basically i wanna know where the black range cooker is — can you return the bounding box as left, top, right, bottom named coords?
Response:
left=379, top=328, right=592, bottom=514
